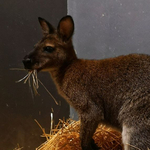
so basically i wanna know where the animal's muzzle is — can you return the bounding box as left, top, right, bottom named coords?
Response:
left=22, top=58, right=32, bottom=69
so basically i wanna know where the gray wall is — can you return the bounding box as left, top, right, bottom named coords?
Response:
left=0, top=1, right=68, bottom=150
left=68, top=0, right=150, bottom=119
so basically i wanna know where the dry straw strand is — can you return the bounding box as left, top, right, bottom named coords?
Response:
left=36, top=120, right=123, bottom=150
left=16, top=70, right=58, bottom=105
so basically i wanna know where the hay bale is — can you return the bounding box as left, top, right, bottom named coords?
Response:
left=36, top=120, right=123, bottom=150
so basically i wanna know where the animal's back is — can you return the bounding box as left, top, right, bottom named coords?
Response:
left=60, top=53, right=150, bottom=128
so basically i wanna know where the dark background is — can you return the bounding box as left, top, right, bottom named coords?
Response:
left=0, top=1, right=68, bottom=149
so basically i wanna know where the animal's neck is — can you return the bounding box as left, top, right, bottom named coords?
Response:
left=49, top=44, right=77, bottom=87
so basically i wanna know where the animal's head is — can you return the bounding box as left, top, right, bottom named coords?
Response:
left=23, top=16, right=76, bottom=72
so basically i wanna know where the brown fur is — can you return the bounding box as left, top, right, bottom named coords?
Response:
left=23, top=16, right=150, bottom=150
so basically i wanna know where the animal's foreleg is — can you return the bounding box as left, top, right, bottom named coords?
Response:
left=80, top=115, right=100, bottom=150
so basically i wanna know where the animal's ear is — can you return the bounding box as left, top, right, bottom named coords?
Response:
left=38, top=17, right=55, bottom=35
left=57, top=15, right=74, bottom=42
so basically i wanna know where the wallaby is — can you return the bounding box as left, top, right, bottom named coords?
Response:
left=23, top=15, right=150, bottom=150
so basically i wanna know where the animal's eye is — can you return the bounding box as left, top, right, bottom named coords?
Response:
left=43, top=46, right=55, bottom=53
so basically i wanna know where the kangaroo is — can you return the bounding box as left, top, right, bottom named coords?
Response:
left=23, top=15, right=150, bottom=150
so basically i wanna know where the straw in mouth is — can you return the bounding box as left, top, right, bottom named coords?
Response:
left=16, top=70, right=58, bottom=105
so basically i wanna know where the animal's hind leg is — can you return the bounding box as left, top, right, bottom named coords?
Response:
left=122, top=124, right=150, bottom=150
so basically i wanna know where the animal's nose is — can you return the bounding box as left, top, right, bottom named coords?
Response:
left=22, top=58, right=32, bottom=69
left=22, top=58, right=32, bottom=64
